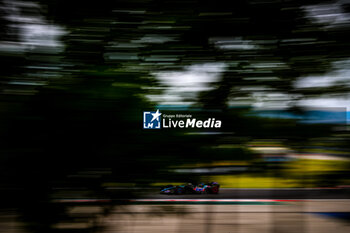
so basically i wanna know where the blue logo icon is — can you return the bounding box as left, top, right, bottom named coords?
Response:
left=143, top=109, right=162, bottom=129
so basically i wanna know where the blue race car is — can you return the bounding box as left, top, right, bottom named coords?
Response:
left=160, top=182, right=220, bottom=194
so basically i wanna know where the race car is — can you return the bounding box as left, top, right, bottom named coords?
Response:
left=160, top=182, right=220, bottom=194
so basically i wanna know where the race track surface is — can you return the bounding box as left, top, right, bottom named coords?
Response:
left=141, top=188, right=350, bottom=199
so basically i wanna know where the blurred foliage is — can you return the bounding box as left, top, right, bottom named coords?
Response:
left=204, top=159, right=350, bottom=188
left=0, top=0, right=350, bottom=232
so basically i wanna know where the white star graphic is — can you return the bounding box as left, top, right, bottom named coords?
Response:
left=151, top=109, right=162, bottom=122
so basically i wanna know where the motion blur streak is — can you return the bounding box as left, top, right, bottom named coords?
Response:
left=100, top=200, right=350, bottom=233
left=0, top=0, right=350, bottom=233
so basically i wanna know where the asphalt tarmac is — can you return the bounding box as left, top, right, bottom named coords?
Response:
left=142, top=188, right=350, bottom=199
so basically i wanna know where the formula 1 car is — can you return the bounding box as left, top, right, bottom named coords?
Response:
left=160, top=182, right=220, bottom=194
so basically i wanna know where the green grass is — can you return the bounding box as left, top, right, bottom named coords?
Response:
left=201, top=159, right=350, bottom=188
left=127, top=159, right=350, bottom=189
left=201, top=175, right=299, bottom=188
